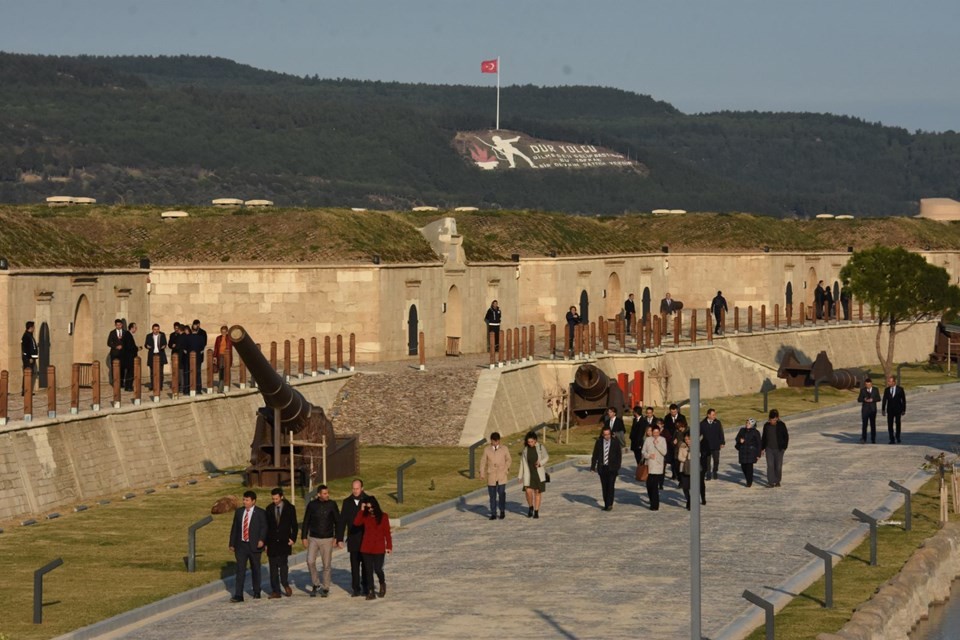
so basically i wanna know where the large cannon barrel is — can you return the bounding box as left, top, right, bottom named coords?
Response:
left=574, top=364, right=611, bottom=402
left=229, top=325, right=312, bottom=433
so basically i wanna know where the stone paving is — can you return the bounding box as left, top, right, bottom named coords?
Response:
left=102, top=384, right=960, bottom=640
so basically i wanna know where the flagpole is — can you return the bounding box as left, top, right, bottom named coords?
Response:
left=496, top=56, right=500, bottom=131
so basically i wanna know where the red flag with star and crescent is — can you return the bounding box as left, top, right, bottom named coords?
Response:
left=481, top=59, right=498, bottom=73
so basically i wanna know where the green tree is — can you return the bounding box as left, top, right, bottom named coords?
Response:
left=840, top=246, right=960, bottom=377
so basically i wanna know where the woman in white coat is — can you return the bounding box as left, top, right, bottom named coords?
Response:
left=518, top=430, right=549, bottom=518
left=641, top=424, right=668, bottom=510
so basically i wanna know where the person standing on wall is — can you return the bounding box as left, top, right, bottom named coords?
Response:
left=814, top=280, right=825, bottom=319
left=478, top=432, right=512, bottom=520
left=144, top=323, right=167, bottom=392
left=565, top=305, right=580, bottom=355
left=624, top=293, right=636, bottom=335
left=711, top=290, right=728, bottom=335
left=229, top=490, right=267, bottom=602
left=484, top=300, right=501, bottom=353
left=21, top=321, right=39, bottom=396
left=882, top=375, right=907, bottom=444
left=591, top=424, right=623, bottom=511
left=107, top=319, right=131, bottom=391
left=213, top=325, right=233, bottom=392
left=265, top=487, right=298, bottom=599
left=122, top=322, right=139, bottom=391
left=857, top=377, right=881, bottom=444
left=192, top=319, right=207, bottom=393
left=761, top=409, right=789, bottom=487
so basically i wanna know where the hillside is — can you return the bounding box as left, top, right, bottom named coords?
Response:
left=2, top=205, right=959, bottom=268
left=1, top=53, right=960, bottom=215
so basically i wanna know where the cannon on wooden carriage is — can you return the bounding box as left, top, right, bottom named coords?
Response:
left=229, top=325, right=358, bottom=488
left=568, top=363, right=628, bottom=425
left=776, top=348, right=864, bottom=389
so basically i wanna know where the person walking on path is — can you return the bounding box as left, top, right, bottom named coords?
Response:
left=353, top=496, right=392, bottom=600
left=761, top=409, right=789, bottom=487
left=701, top=409, right=725, bottom=480
left=710, top=291, right=728, bottom=335
left=858, top=377, right=881, bottom=443
left=484, top=300, right=502, bottom=353
left=265, top=487, right=298, bottom=598
left=882, top=375, right=907, bottom=444
left=478, top=432, right=511, bottom=520
left=336, top=479, right=369, bottom=597
left=591, top=425, right=623, bottom=511
left=677, top=432, right=707, bottom=509
left=518, top=430, right=549, bottom=519
left=734, top=418, right=762, bottom=487
left=641, top=425, right=668, bottom=510
left=228, top=490, right=267, bottom=602
left=301, top=485, right=340, bottom=598
left=629, top=405, right=645, bottom=465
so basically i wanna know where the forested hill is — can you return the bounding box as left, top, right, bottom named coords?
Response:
left=1, top=52, right=959, bottom=216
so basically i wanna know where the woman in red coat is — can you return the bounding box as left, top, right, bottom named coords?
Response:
left=353, top=495, right=392, bottom=600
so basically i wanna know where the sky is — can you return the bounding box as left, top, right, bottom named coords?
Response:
left=2, top=0, right=959, bottom=132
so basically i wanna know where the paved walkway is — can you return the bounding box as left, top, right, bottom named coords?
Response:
left=102, top=384, right=959, bottom=640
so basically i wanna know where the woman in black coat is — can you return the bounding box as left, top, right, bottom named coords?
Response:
left=734, top=417, right=763, bottom=488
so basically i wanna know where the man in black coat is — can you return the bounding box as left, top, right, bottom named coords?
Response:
left=265, top=487, right=298, bottom=598
left=21, top=321, right=39, bottom=396
left=882, top=375, right=907, bottom=444
left=301, top=484, right=340, bottom=597
left=484, top=300, right=501, bottom=353
left=591, top=425, right=623, bottom=511
left=602, top=406, right=626, bottom=447
left=662, top=404, right=685, bottom=484
left=143, top=323, right=167, bottom=391
left=107, top=319, right=131, bottom=390
left=191, top=319, right=207, bottom=393
left=229, top=490, right=268, bottom=602
left=711, top=291, right=728, bottom=335
left=624, top=294, right=636, bottom=335
left=761, top=409, right=789, bottom=487
left=336, top=479, right=369, bottom=597
left=857, top=377, right=881, bottom=443
left=121, top=322, right=139, bottom=391
left=814, top=281, right=825, bottom=319
left=700, top=408, right=725, bottom=480
left=628, top=405, right=645, bottom=464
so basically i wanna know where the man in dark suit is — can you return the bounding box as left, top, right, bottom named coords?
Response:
left=814, top=281, right=825, bottom=319
left=121, top=323, right=139, bottom=391
left=660, top=292, right=676, bottom=317
left=192, top=319, right=207, bottom=393
left=700, top=408, right=725, bottom=480
left=144, top=323, right=167, bottom=391
left=857, top=377, right=881, bottom=443
left=265, top=487, right=298, bottom=598
left=624, top=294, right=636, bottom=335
left=21, top=321, right=39, bottom=396
left=662, top=404, right=685, bottom=484
left=603, top=406, right=626, bottom=447
left=628, top=405, right=645, bottom=464
left=336, top=479, right=369, bottom=597
left=229, top=490, right=267, bottom=602
left=107, top=319, right=132, bottom=390
left=882, top=375, right=907, bottom=444
left=565, top=306, right=580, bottom=355
left=711, top=291, right=728, bottom=335
left=591, top=425, right=622, bottom=511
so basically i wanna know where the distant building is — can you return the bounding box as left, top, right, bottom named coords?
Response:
left=815, top=214, right=835, bottom=219
left=74, top=197, right=96, bottom=205
left=412, top=206, right=440, bottom=211
left=46, top=196, right=75, bottom=206
left=918, top=198, right=960, bottom=222
left=454, top=206, right=479, bottom=212
left=161, top=210, right=190, bottom=219
left=244, top=199, right=274, bottom=207
left=212, top=198, right=244, bottom=207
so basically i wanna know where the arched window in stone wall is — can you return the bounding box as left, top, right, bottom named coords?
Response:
left=642, top=287, right=651, bottom=322
left=606, top=272, right=621, bottom=320
left=579, top=290, right=589, bottom=323
left=73, top=294, right=93, bottom=363
left=38, top=322, right=51, bottom=388
left=785, top=282, right=793, bottom=306
left=407, top=304, right=419, bottom=356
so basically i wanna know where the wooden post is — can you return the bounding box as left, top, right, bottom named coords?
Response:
left=521, top=326, right=528, bottom=360
left=133, top=358, right=141, bottom=405
left=498, top=330, right=505, bottom=363
left=774, top=304, right=780, bottom=329
left=514, top=328, right=521, bottom=360
left=506, top=328, right=513, bottom=363
left=799, top=302, right=805, bottom=326
left=71, top=363, right=80, bottom=413
left=690, top=310, right=697, bottom=345
left=283, top=340, right=292, bottom=380
left=528, top=325, right=535, bottom=360
left=720, top=307, right=726, bottom=335
left=269, top=341, right=278, bottom=371
left=112, top=358, right=121, bottom=407
left=632, top=315, right=639, bottom=342
left=0, top=370, right=8, bottom=424
left=562, top=324, right=570, bottom=358
left=786, top=303, right=792, bottom=327
left=189, top=352, right=198, bottom=397
left=706, top=310, right=713, bottom=343
left=761, top=305, right=766, bottom=331
left=654, top=317, right=661, bottom=348
left=550, top=324, right=557, bottom=359
left=336, top=335, right=344, bottom=371
left=589, top=322, right=597, bottom=355
left=152, top=355, right=161, bottom=401
left=489, top=331, right=496, bottom=367
left=223, top=349, right=232, bottom=393
left=601, top=319, right=610, bottom=353
left=310, top=337, right=318, bottom=375
left=349, top=333, right=356, bottom=370
left=46, top=366, right=56, bottom=418
left=205, top=349, right=214, bottom=393
left=169, top=354, right=178, bottom=399
left=733, top=307, right=740, bottom=334
left=298, top=338, right=306, bottom=378
left=644, top=319, right=652, bottom=352
left=747, top=306, right=753, bottom=333
left=673, top=315, right=680, bottom=347
left=324, top=336, right=332, bottom=373
left=619, top=317, right=626, bottom=352
left=418, top=331, right=426, bottom=370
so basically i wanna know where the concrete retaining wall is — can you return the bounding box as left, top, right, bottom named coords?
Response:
left=0, top=374, right=351, bottom=522
left=818, top=522, right=960, bottom=640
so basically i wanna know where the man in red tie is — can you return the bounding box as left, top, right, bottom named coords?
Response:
left=229, top=490, right=268, bottom=602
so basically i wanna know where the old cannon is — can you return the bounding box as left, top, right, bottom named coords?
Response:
left=229, top=325, right=358, bottom=488
left=568, top=363, right=628, bottom=425
left=776, top=348, right=864, bottom=389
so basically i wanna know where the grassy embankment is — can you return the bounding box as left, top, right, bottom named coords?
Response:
left=0, top=363, right=955, bottom=639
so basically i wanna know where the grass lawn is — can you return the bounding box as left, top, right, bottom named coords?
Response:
left=1, top=361, right=954, bottom=639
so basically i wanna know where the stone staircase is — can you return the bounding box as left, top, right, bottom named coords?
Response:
left=329, top=367, right=481, bottom=446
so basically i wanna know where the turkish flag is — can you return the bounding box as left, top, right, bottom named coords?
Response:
left=481, top=59, right=498, bottom=74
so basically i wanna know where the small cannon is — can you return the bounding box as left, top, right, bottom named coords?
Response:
left=229, top=325, right=358, bottom=487
left=776, top=348, right=864, bottom=389
left=568, top=364, right=627, bottom=425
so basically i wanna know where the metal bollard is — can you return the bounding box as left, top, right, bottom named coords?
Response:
left=852, top=509, right=879, bottom=566
left=34, top=557, right=64, bottom=624
left=396, top=458, right=417, bottom=503
left=742, top=590, right=775, bottom=640
left=468, top=438, right=487, bottom=479
left=186, top=515, right=214, bottom=572
left=889, top=481, right=912, bottom=531
left=803, top=543, right=834, bottom=608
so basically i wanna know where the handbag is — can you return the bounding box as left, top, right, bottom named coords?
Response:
left=544, top=472, right=551, bottom=483
left=635, top=463, right=649, bottom=482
